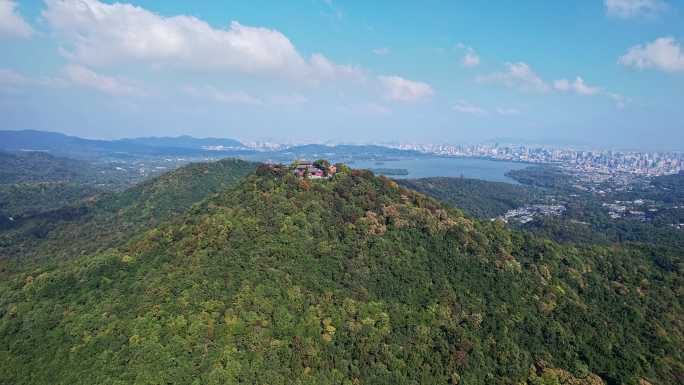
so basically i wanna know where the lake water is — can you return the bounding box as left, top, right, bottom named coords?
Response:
left=349, top=157, right=529, bottom=184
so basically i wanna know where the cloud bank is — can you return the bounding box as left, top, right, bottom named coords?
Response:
left=554, top=77, right=601, bottom=95
left=0, top=0, right=33, bottom=38
left=604, top=0, right=667, bottom=19
left=42, top=0, right=362, bottom=82
left=378, top=76, right=434, bottom=102
left=619, top=37, right=684, bottom=73
left=477, top=62, right=550, bottom=93
left=62, top=65, right=142, bottom=96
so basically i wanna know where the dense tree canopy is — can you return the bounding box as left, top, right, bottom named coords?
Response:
left=1, top=165, right=681, bottom=384
left=0, top=158, right=258, bottom=261
left=399, top=177, right=542, bottom=219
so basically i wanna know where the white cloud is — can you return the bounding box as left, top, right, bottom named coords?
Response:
left=62, top=65, right=142, bottom=96
left=372, top=47, right=390, bottom=56
left=310, top=53, right=365, bottom=82
left=553, top=77, right=601, bottom=95
left=2, top=66, right=140, bottom=97
left=477, top=62, right=550, bottom=93
left=42, top=0, right=360, bottom=82
left=43, top=0, right=304, bottom=72
left=462, top=52, right=480, bottom=68
left=0, top=68, right=67, bottom=92
left=378, top=75, right=434, bottom=102
left=607, top=92, right=627, bottom=109
left=619, top=37, right=684, bottom=73
left=477, top=62, right=623, bottom=107
left=604, top=0, right=667, bottom=19
left=553, top=76, right=626, bottom=107
left=496, top=107, right=521, bottom=115
left=452, top=100, right=487, bottom=115
left=553, top=79, right=571, bottom=91
left=0, top=0, right=33, bottom=38
left=479, top=63, right=611, bottom=99
left=456, top=43, right=480, bottom=68
left=184, top=85, right=262, bottom=105
left=451, top=102, right=521, bottom=116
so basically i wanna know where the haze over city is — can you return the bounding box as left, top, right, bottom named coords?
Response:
left=1, top=0, right=684, bottom=150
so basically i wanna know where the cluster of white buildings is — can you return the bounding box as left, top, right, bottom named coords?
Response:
left=389, top=143, right=683, bottom=176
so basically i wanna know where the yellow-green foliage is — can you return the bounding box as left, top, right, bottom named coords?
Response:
left=0, top=166, right=681, bottom=385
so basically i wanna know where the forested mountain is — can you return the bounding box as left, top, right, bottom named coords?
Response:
left=0, top=183, right=101, bottom=221
left=0, top=164, right=681, bottom=384
left=0, top=158, right=257, bottom=261
left=506, top=167, right=572, bottom=190
left=0, top=151, right=97, bottom=185
left=0, top=130, right=252, bottom=159
left=402, top=173, right=684, bottom=252
left=398, top=177, right=542, bottom=219
left=651, top=172, right=684, bottom=200
left=0, top=152, right=105, bottom=223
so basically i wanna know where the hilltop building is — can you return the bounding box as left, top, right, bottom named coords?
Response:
left=292, top=160, right=337, bottom=179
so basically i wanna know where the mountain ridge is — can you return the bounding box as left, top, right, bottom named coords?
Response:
left=0, top=164, right=680, bottom=384
left=0, top=130, right=251, bottom=159
left=0, top=158, right=258, bottom=261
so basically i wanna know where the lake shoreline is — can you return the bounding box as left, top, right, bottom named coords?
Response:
left=350, top=156, right=529, bottom=184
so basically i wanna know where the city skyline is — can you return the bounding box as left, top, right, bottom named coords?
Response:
left=4, top=128, right=681, bottom=178
left=1, top=0, right=684, bottom=150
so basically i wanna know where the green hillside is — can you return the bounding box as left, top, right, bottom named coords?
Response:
left=0, top=158, right=257, bottom=261
left=0, top=165, right=680, bottom=384
left=398, top=177, right=541, bottom=219
left=0, top=151, right=151, bottom=219
left=0, top=152, right=102, bottom=228
left=0, top=182, right=101, bottom=220
left=0, top=152, right=97, bottom=185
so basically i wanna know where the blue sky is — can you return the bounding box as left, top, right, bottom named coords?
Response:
left=1, top=0, right=683, bottom=150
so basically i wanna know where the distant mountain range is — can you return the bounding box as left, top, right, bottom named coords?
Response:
left=0, top=130, right=252, bottom=159
left=117, top=135, right=245, bottom=150
left=0, top=130, right=423, bottom=162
